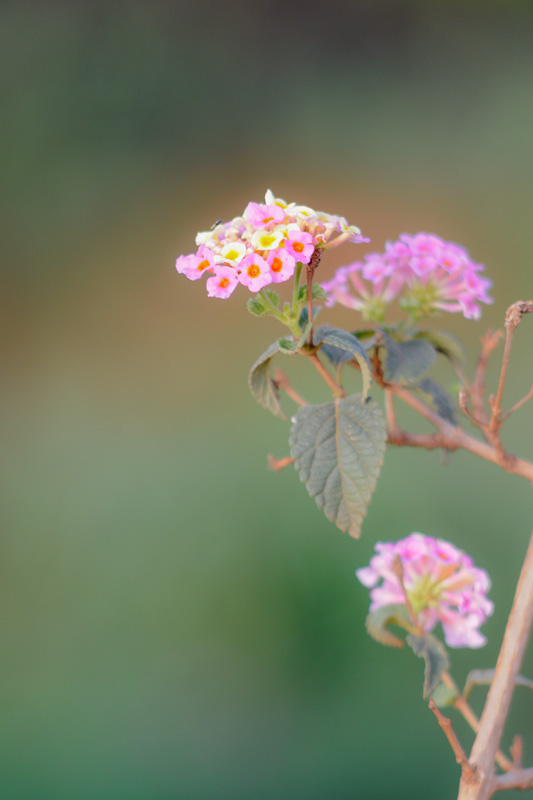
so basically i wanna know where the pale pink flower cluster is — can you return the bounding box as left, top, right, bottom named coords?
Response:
left=322, top=233, right=493, bottom=321
left=176, top=190, right=368, bottom=299
left=356, top=533, right=493, bottom=648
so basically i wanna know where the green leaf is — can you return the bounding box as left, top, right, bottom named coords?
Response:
left=289, top=395, right=387, bottom=538
left=381, top=331, right=437, bottom=384
left=417, top=377, right=457, bottom=425
left=248, top=340, right=295, bottom=418
left=247, top=296, right=269, bottom=316
left=413, top=330, right=465, bottom=363
left=365, top=604, right=411, bottom=648
left=314, top=326, right=372, bottom=402
left=264, top=289, right=280, bottom=306
left=430, top=682, right=459, bottom=708
left=352, top=329, right=378, bottom=349
left=463, top=669, right=533, bottom=702
left=406, top=633, right=449, bottom=698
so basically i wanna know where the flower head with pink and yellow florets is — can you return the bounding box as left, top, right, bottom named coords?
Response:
left=176, top=190, right=368, bottom=299
left=322, top=233, right=493, bottom=323
left=357, top=533, right=493, bottom=648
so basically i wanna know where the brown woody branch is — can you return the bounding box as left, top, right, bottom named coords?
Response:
left=429, top=700, right=477, bottom=782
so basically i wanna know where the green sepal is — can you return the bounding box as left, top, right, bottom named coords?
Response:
left=289, top=394, right=387, bottom=538
left=413, top=330, right=465, bottom=364
left=365, top=604, right=411, bottom=648
left=416, top=377, right=457, bottom=426
left=381, top=330, right=437, bottom=385
left=314, top=326, right=372, bottom=401
left=430, top=682, right=459, bottom=708
left=406, top=632, right=449, bottom=698
left=462, top=669, right=533, bottom=702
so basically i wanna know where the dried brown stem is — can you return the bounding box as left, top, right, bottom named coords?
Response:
left=440, top=672, right=513, bottom=773
left=493, top=767, right=533, bottom=792
left=384, top=388, right=397, bottom=431
left=306, top=248, right=322, bottom=345
left=429, top=700, right=477, bottom=781
left=273, top=368, right=307, bottom=407
left=489, top=301, right=533, bottom=440
left=459, top=389, right=489, bottom=431
left=457, top=530, right=533, bottom=800
left=267, top=455, right=295, bottom=472
left=510, top=736, right=523, bottom=769
left=470, top=330, right=503, bottom=429
left=388, top=384, right=533, bottom=484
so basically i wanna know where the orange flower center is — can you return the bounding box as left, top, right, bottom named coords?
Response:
left=198, top=259, right=210, bottom=271
left=247, top=264, right=260, bottom=278
left=271, top=257, right=282, bottom=273
left=293, top=241, right=304, bottom=253
left=219, top=277, right=230, bottom=288
left=262, top=216, right=273, bottom=224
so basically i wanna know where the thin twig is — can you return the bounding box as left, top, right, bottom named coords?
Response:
left=267, top=455, right=295, bottom=472
left=440, top=672, right=513, bottom=773
left=489, top=301, right=533, bottom=439
left=510, top=735, right=523, bottom=769
left=470, top=329, right=503, bottom=430
left=307, top=352, right=346, bottom=398
left=493, top=767, right=533, bottom=792
left=459, top=389, right=489, bottom=431
left=388, top=384, right=533, bottom=484
left=501, top=384, right=533, bottom=422
left=273, top=369, right=307, bottom=407
left=384, top=388, right=397, bottom=431
left=428, top=700, right=477, bottom=781
left=305, top=248, right=322, bottom=346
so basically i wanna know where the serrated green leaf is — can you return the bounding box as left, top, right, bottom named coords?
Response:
left=413, top=330, right=465, bottom=363
left=289, top=395, right=387, bottom=537
left=463, top=669, right=533, bottom=702
left=406, top=633, right=449, bottom=698
left=248, top=340, right=295, bottom=418
left=247, top=297, right=269, bottom=316
left=315, top=326, right=372, bottom=401
left=264, top=289, right=279, bottom=306
left=430, top=682, right=459, bottom=708
left=365, top=604, right=411, bottom=648
left=381, top=331, right=437, bottom=385
left=417, top=377, right=457, bottom=425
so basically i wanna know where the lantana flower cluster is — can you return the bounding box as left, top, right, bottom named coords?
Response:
left=356, top=533, right=493, bottom=648
left=175, top=190, right=368, bottom=299
left=322, top=233, right=493, bottom=322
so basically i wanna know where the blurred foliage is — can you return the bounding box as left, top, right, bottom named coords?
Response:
left=2, top=2, right=533, bottom=798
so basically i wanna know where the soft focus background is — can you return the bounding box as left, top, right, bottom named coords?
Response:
left=2, top=2, right=533, bottom=798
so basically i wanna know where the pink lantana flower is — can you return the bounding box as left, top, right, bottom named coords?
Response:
left=175, top=190, right=365, bottom=298
left=356, top=533, right=493, bottom=649
left=206, top=266, right=239, bottom=299
left=266, top=248, right=297, bottom=283
left=238, top=253, right=272, bottom=292
left=322, top=233, right=492, bottom=321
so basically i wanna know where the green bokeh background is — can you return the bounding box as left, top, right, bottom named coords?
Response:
left=2, top=2, right=533, bottom=798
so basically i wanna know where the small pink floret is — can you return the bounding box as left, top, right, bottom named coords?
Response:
left=238, top=254, right=273, bottom=292
left=284, top=230, right=314, bottom=263
left=206, top=266, right=239, bottom=299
